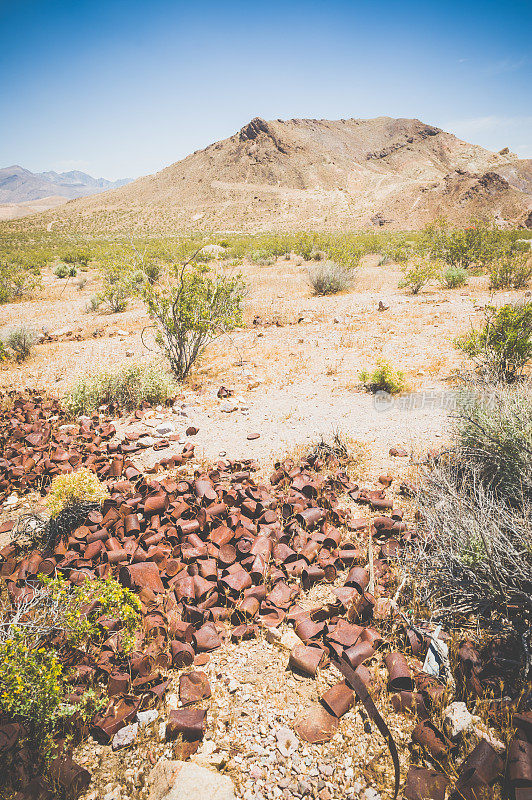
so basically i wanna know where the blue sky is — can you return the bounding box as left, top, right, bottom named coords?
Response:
left=1, top=0, right=530, bottom=179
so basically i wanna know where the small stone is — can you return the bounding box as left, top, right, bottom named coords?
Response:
left=220, top=400, right=238, bottom=413
left=389, top=446, right=408, bottom=457
left=247, top=433, right=260, bottom=440
left=157, top=423, right=175, bottom=435
left=137, top=709, right=159, bottom=727
left=112, top=722, right=138, bottom=750
left=275, top=727, right=298, bottom=757
left=363, top=789, right=381, bottom=800
left=443, top=701, right=473, bottom=739
left=125, top=350, right=134, bottom=357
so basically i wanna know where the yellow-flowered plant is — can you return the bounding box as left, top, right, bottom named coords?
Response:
left=0, top=576, right=141, bottom=753
left=46, top=467, right=109, bottom=517
left=40, top=574, right=141, bottom=653
left=0, top=633, right=63, bottom=741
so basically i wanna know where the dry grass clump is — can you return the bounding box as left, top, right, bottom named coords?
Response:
left=307, top=261, right=353, bottom=295
left=65, top=362, right=177, bottom=416
left=413, top=382, right=532, bottom=652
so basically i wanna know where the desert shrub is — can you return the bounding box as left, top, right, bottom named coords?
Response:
left=359, top=360, right=406, bottom=394
left=416, top=457, right=532, bottom=627
left=440, top=266, right=467, bottom=289
left=85, top=294, right=101, bottom=313
left=54, top=263, right=77, bottom=278
left=65, top=362, right=177, bottom=415
left=4, top=325, right=38, bottom=361
left=0, top=575, right=140, bottom=752
left=451, top=381, right=532, bottom=501
left=140, top=265, right=246, bottom=380
left=307, top=261, right=352, bottom=295
left=418, top=217, right=502, bottom=270
left=488, top=250, right=532, bottom=290
left=0, top=260, right=41, bottom=303
left=97, top=263, right=135, bottom=312
left=413, top=383, right=532, bottom=639
left=62, top=247, right=91, bottom=268
left=455, top=301, right=532, bottom=382
left=46, top=468, right=109, bottom=517
left=398, top=257, right=439, bottom=294
left=249, top=250, right=275, bottom=266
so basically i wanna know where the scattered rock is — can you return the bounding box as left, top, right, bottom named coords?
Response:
left=220, top=400, right=238, bottom=413
left=389, top=446, right=408, bottom=457
left=138, top=709, right=159, bottom=727
left=186, top=426, right=199, bottom=436
left=275, top=727, right=299, bottom=757
left=147, top=758, right=235, bottom=800
left=125, top=350, right=134, bottom=357
left=157, top=423, right=175, bottom=436
left=112, top=722, right=138, bottom=750
left=247, top=433, right=260, bottom=440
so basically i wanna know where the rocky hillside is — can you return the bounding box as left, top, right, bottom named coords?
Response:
left=15, top=117, right=532, bottom=231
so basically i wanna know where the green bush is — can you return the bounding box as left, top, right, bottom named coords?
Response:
left=0, top=260, right=41, bottom=303
left=62, top=247, right=91, bottom=268
left=399, top=257, right=439, bottom=294
left=0, top=575, right=140, bottom=753
left=307, top=261, right=352, bottom=295
left=440, top=266, right=467, bottom=289
left=4, top=325, right=38, bottom=361
left=54, top=263, right=77, bottom=278
left=455, top=301, right=532, bottom=382
left=65, top=362, right=177, bottom=415
left=359, top=360, right=406, bottom=394
left=489, top=250, right=532, bottom=290
left=140, top=265, right=246, bottom=380
left=46, top=468, right=109, bottom=518
left=97, top=263, right=135, bottom=312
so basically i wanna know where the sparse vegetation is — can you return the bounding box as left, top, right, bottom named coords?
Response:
left=488, top=249, right=532, bottom=289
left=140, top=263, right=246, bottom=380
left=455, top=301, right=532, bottom=382
left=97, top=263, right=136, bottom=312
left=54, top=263, right=77, bottom=278
left=398, top=257, right=439, bottom=293
left=307, top=261, right=352, bottom=295
left=359, top=360, right=406, bottom=394
left=416, top=381, right=532, bottom=634
left=0, top=574, right=140, bottom=758
left=65, top=362, right=177, bottom=415
left=4, top=324, right=38, bottom=361
left=440, top=265, right=467, bottom=288
left=46, top=468, right=109, bottom=517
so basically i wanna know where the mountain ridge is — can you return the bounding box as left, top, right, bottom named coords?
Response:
left=9, top=117, right=532, bottom=231
left=0, top=164, right=132, bottom=204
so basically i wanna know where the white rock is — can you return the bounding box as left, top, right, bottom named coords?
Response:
left=112, top=722, right=138, bottom=750
left=443, top=702, right=473, bottom=739
left=275, top=727, right=298, bottom=757
left=147, top=758, right=235, bottom=800
left=166, top=693, right=180, bottom=709
left=138, top=709, right=159, bottom=727
left=157, top=423, right=175, bottom=435
left=220, top=400, right=238, bottom=413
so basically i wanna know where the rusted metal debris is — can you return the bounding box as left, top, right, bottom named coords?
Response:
left=0, top=392, right=529, bottom=799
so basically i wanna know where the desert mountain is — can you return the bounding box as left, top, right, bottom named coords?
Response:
left=0, top=165, right=132, bottom=204
left=15, top=117, right=532, bottom=231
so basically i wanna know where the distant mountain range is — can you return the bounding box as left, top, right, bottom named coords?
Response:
left=0, top=165, right=132, bottom=204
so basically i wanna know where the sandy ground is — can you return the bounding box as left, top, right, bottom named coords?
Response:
left=0, top=255, right=523, bottom=465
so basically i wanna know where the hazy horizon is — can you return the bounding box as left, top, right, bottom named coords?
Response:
left=1, top=0, right=530, bottom=181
